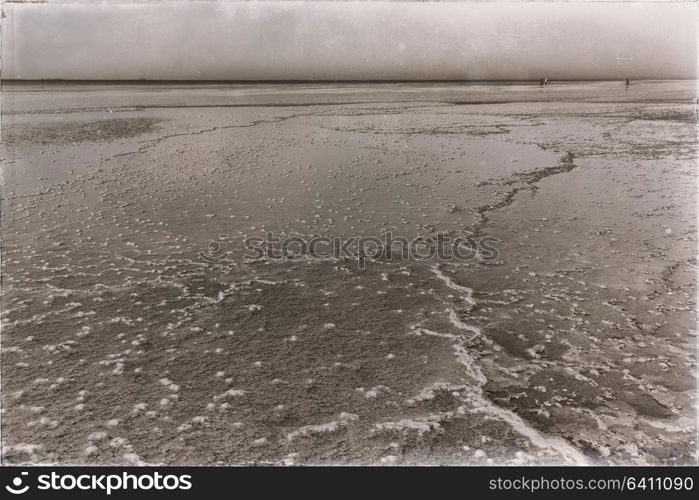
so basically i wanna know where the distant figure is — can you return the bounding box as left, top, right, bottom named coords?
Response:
left=544, top=78, right=548, bottom=86
left=539, top=78, right=545, bottom=87
left=625, top=79, right=630, bottom=86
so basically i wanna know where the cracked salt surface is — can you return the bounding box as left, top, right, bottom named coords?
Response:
left=1, top=81, right=696, bottom=465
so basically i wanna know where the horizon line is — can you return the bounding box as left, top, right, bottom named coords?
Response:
left=3, top=78, right=696, bottom=84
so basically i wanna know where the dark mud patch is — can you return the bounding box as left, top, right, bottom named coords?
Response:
left=631, top=109, right=696, bottom=124
left=623, top=394, right=674, bottom=419
left=2, top=117, right=161, bottom=146
left=330, top=124, right=510, bottom=136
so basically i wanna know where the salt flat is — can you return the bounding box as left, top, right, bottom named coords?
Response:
left=1, top=81, right=696, bottom=465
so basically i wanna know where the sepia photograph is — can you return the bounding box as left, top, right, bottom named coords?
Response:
left=0, top=0, right=697, bottom=494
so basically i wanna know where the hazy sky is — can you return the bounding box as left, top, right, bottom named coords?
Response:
left=1, top=1, right=696, bottom=80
